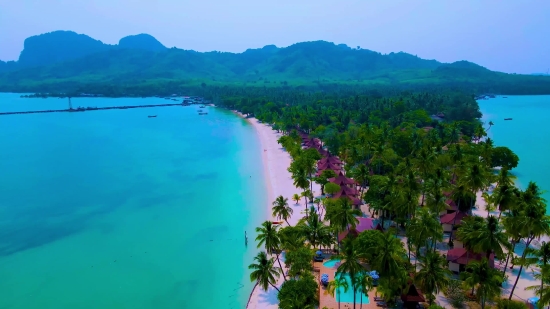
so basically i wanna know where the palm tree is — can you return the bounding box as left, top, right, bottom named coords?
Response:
left=509, top=182, right=550, bottom=299
left=370, top=229, right=407, bottom=277
left=334, top=237, right=367, bottom=309
left=415, top=251, right=451, bottom=304
left=292, top=193, right=301, bottom=206
left=461, top=258, right=503, bottom=309
left=255, top=221, right=286, bottom=281
left=526, top=241, right=550, bottom=301
left=474, top=215, right=511, bottom=259
left=354, top=272, right=373, bottom=309
left=249, top=251, right=281, bottom=292
left=326, top=198, right=361, bottom=245
left=526, top=264, right=550, bottom=308
left=272, top=195, right=293, bottom=225
left=462, top=162, right=492, bottom=210
left=407, top=207, right=442, bottom=255
left=326, top=276, right=349, bottom=309
left=299, top=206, right=331, bottom=249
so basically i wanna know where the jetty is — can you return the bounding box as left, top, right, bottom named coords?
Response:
left=0, top=97, right=202, bottom=116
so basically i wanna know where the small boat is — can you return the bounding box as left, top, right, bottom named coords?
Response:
left=198, top=112, right=208, bottom=115
left=148, top=115, right=157, bottom=118
left=504, top=118, right=512, bottom=120
left=272, top=221, right=284, bottom=225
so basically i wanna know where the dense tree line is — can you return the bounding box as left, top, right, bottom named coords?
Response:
left=244, top=90, right=548, bottom=309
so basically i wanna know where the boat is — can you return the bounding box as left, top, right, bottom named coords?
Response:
left=198, top=112, right=208, bottom=115
left=504, top=118, right=512, bottom=120
left=199, top=106, right=205, bottom=108
left=148, top=115, right=157, bottom=118
left=272, top=221, right=284, bottom=225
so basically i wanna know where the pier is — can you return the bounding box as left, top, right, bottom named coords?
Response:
left=0, top=101, right=190, bottom=116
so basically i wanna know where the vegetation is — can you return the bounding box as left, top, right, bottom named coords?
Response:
left=232, top=81, right=549, bottom=309
left=2, top=31, right=550, bottom=95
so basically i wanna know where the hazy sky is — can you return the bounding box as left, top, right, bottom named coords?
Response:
left=1, top=0, right=548, bottom=74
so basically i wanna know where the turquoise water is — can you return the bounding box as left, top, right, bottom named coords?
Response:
left=0, top=93, right=266, bottom=308
left=323, top=259, right=341, bottom=268
left=335, top=273, right=370, bottom=304
left=479, top=95, right=550, bottom=210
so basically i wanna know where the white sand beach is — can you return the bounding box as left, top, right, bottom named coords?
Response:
left=237, top=115, right=320, bottom=309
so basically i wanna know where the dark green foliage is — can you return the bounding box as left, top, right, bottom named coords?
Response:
left=2, top=32, right=550, bottom=94
left=491, top=146, right=519, bottom=169
left=285, top=247, right=314, bottom=277
left=277, top=273, right=318, bottom=309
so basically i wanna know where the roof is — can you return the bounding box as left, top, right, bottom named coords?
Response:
left=318, top=162, right=342, bottom=171
left=328, top=175, right=356, bottom=186
left=355, top=217, right=374, bottom=232
left=440, top=211, right=469, bottom=225
left=401, top=284, right=426, bottom=303
left=318, top=156, right=342, bottom=165
left=333, top=185, right=358, bottom=198
left=338, top=228, right=359, bottom=242
left=446, top=199, right=458, bottom=211
left=447, top=248, right=494, bottom=267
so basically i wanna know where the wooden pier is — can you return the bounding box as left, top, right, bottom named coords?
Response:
left=0, top=103, right=186, bottom=116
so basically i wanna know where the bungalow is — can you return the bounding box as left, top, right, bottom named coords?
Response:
left=440, top=211, right=469, bottom=233
left=401, top=284, right=426, bottom=309
left=328, top=175, right=356, bottom=188
left=440, top=199, right=458, bottom=216
left=447, top=248, right=494, bottom=273
left=338, top=217, right=374, bottom=241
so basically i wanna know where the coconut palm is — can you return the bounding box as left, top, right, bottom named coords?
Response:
left=334, top=237, right=367, bottom=309
left=326, top=276, right=349, bottom=309
left=249, top=251, right=281, bottom=292
left=526, top=241, right=550, bottom=300
left=474, top=215, right=511, bottom=259
left=462, top=162, right=492, bottom=210
left=255, top=221, right=286, bottom=281
left=279, top=226, right=306, bottom=253
left=272, top=195, right=293, bottom=226
left=299, top=206, right=331, bottom=249
left=407, top=207, right=442, bottom=254
left=415, top=251, right=451, bottom=304
left=326, top=198, right=361, bottom=245
left=369, top=229, right=407, bottom=277
left=509, top=182, right=550, bottom=299
left=353, top=272, right=373, bottom=309
left=461, top=258, right=503, bottom=309
left=526, top=264, right=550, bottom=308
left=292, top=193, right=301, bottom=206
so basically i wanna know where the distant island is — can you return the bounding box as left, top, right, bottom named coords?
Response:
left=1, top=30, right=550, bottom=96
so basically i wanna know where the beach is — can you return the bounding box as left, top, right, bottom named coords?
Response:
left=239, top=116, right=321, bottom=308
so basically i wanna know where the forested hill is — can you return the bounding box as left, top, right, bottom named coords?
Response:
left=1, top=30, right=550, bottom=94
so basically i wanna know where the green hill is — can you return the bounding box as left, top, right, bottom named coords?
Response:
left=1, top=31, right=550, bottom=94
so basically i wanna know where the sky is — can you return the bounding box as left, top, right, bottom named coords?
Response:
left=0, top=0, right=549, bottom=74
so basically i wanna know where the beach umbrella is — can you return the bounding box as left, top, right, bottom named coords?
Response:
left=316, top=250, right=323, bottom=255
left=528, top=296, right=539, bottom=308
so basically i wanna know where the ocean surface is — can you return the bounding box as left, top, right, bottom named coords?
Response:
left=479, top=95, right=550, bottom=209
left=0, top=93, right=266, bottom=309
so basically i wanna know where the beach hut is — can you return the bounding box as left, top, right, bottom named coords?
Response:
left=440, top=199, right=458, bottom=216
left=440, top=211, right=469, bottom=232
left=318, top=156, right=342, bottom=166
left=446, top=248, right=494, bottom=273
left=328, top=175, right=356, bottom=188
left=337, top=218, right=374, bottom=241
left=401, top=284, right=426, bottom=309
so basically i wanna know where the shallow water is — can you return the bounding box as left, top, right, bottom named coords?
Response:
left=0, top=94, right=266, bottom=308
left=479, top=95, right=550, bottom=211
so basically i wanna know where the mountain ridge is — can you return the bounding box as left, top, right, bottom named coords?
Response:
left=1, top=30, right=550, bottom=95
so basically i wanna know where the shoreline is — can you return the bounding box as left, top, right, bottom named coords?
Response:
left=234, top=112, right=320, bottom=308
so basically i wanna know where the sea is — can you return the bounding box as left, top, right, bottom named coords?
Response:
left=0, top=93, right=267, bottom=309
left=479, top=95, right=550, bottom=210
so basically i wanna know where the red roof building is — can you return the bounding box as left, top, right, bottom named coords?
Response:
left=447, top=248, right=494, bottom=273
